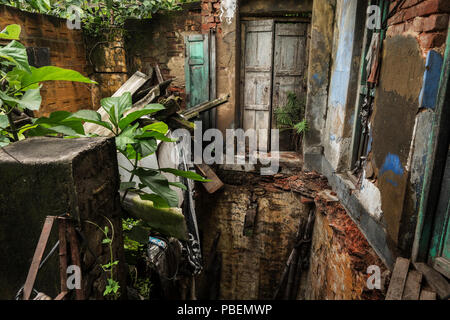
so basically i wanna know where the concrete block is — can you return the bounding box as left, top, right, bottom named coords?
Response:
left=0, top=137, right=126, bottom=299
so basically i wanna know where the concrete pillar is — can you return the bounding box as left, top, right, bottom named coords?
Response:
left=0, top=137, right=126, bottom=299
left=303, top=0, right=336, bottom=170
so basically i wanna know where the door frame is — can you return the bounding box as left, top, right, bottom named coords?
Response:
left=412, top=23, right=450, bottom=274
left=238, top=16, right=311, bottom=151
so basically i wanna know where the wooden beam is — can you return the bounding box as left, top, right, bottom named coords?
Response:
left=181, top=95, right=229, bottom=120
left=23, top=216, right=56, bottom=300
left=402, top=270, right=422, bottom=300
left=419, top=289, right=437, bottom=300
left=385, top=257, right=410, bottom=300
left=414, top=262, right=450, bottom=299
left=195, top=164, right=224, bottom=194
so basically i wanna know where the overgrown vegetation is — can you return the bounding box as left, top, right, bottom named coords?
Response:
left=0, top=0, right=192, bottom=38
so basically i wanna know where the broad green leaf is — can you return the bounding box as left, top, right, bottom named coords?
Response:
left=169, top=182, right=187, bottom=191
left=118, top=104, right=165, bottom=131
left=46, top=124, right=81, bottom=136
left=0, top=25, right=21, bottom=40
left=20, top=66, right=97, bottom=90
left=34, top=111, right=72, bottom=124
left=18, top=89, right=42, bottom=110
left=139, top=193, right=170, bottom=209
left=137, top=139, right=157, bottom=157
left=134, top=169, right=179, bottom=207
left=0, top=114, right=9, bottom=129
left=68, top=109, right=113, bottom=132
left=160, top=168, right=209, bottom=182
left=135, top=130, right=176, bottom=142
left=0, top=135, right=10, bottom=147
left=101, top=92, right=132, bottom=128
left=142, top=120, right=168, bottom=134
left=33, top=111, right=85, bottom=136
left=0, top=40, right=30, bottom=73
left=115, top=123, right=138, bottom=151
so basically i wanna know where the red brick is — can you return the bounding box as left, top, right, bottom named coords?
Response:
left=404, top=0, right=450, bottom=22
left=419, top=31, right=447, bottom=48
left=412, top=16, right=425, bottom=32
left=401, top=0, right=424, bottom=9
left=422, top=13, right=449, bottom=31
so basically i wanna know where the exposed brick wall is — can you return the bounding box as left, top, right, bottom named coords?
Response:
left=201, top=0, right=222, bottom=34
left=0, top=5, right=95, bottom=117
left=387, top=0, right=449, bottom=55
left=125, top=3, right=202, bottom=108
left=303, top=195, right=388, bottom=300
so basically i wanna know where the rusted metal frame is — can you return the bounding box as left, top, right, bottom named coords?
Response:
left=23, top=216, right=57, bottom=300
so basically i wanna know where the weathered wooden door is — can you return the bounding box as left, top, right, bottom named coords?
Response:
left=272, top=23, right=308, bottom=150
left=185, top=34, right=210, bottom=108
left=241, top=21, right=308, bottom=151
left=242, top=20, right=275, bottom=152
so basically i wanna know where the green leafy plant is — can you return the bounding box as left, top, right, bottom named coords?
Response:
left=85, top=217, right=120, bottom=299
left=0, top=24, right=96, bottom=146
left=32, top=91, right=209, bottom=208
left=273, top=92, right=308, bottom=150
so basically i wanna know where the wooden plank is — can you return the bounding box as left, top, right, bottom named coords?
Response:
left=419, top=289, right=437, bottom=300
left=181, top=95, right=229, bottom=120
left=155, top=64, right=164, bottom=84
left=414, top=262, right=450, bottom=299
left=54, top=291, right=68, bottom=301
left=23, top=216, right=56, bottom=300
left=113, top=71, right=150, bottom=98
left=385, top=257, right=410, bottom=300
left=402, top=270, right=422, bottom=300
left=434, top=257, right=450, bottom=280
left=195, top=164, right=224, bottom=194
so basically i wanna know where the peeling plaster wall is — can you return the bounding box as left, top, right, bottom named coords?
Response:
left=323, top=0, right=361, bottom=171
left=304, top=0, right=336, bottom=159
